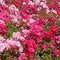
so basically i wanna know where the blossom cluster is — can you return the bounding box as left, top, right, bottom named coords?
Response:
left=0, top=0, right=60, bottom=60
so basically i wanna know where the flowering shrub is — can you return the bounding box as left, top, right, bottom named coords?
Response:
left=0, top=0, right=60, bottom=60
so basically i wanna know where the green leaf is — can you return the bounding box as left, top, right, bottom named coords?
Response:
left=6, top=24, right=20, bottom=38
left=3, top=52, right=10, bottom=57
left=25, top=58, right=29, bottom=60
left=41, top=53, right=51, bottom=60
left=44, top=25, right=51, bottom=31
left=34, top=48, right=43, bottom=59
left=54, top=56, right=60, bottom=60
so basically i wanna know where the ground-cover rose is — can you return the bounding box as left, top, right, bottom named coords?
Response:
left=0, top=0, right=60, bottom=60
